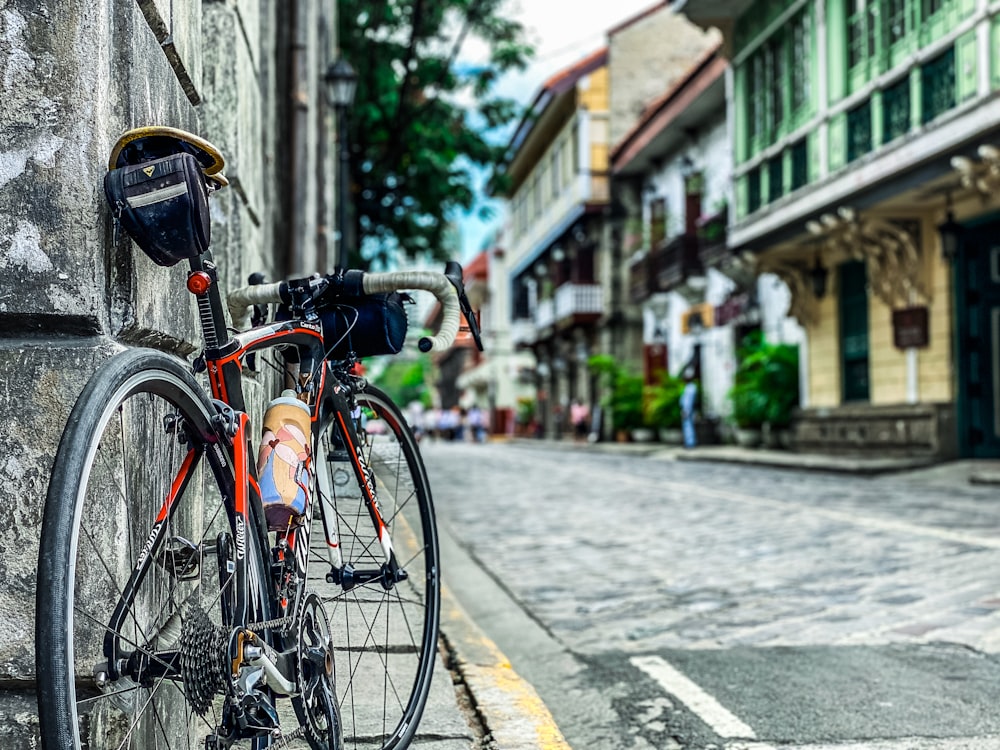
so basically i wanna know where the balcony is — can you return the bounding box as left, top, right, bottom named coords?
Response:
left=652, top=232, right=703, bottom=293
left=696, top=213, right=729, bottom=270
left=524, top=284, right=604, bottom=342
left=629, top=253, right=653, bottom=304
left=555, top=282, right=603, bottom=323
left=535, top=298, right=555, bottom=329
left=510, top=318, right=537, bottom=347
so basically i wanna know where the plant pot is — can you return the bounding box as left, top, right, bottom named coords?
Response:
left=658, top=428, right=684, bottom=445
left=734, top=427, right=762, bottom=448
left=761, top=422, right=791, bottom=449
left=631, top=428, right=656, bottom=443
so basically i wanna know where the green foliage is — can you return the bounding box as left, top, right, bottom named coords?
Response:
left=372, top=358, right=431, bottom=408
left=339, top=0, right=533, bottom=266
left=587, top=355, right=645, bottom=431
left=728, top=333, right=800, bottom=428
left=644, top=371, right=685, bottom=429
left=515, top=396, right=535, bottom=424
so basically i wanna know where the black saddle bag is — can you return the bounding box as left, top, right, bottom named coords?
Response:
left=103, top=152, right=211, bottom=267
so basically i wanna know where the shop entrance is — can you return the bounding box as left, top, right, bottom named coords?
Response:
left=955, top=220, right=1000, bottom=458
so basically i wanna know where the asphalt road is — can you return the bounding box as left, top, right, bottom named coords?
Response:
left=422, top=440, right=1000, bottom=750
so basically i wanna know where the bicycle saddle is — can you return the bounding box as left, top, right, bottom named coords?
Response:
left=108, top=126, right=227, bottom=179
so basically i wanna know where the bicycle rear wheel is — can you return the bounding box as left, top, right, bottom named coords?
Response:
left=311, top=385, right=440, bottom=750
left=36, top=349, right=261, bottom=749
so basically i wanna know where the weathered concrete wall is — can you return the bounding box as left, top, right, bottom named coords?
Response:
left=608, top=7, right=720, bottom=148
left=0, top=0, right=335, bottom=744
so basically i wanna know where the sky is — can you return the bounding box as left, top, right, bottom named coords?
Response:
left=456, top=0, right=661, bottom=259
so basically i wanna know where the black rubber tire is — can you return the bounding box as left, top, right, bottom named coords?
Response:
left=35, top=348, right=269, bottom=749
left=310, top=385, right=440, bottom=750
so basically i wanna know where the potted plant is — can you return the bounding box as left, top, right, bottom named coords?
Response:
left=644, top=371, right=685, bottom=444
left=728, top=380, right=767, bottom=446
left=515, top=397, right=536, bottom=438
left=588, top=355, right=646, bottom=441
left=727, top=333, right=800, bottom=448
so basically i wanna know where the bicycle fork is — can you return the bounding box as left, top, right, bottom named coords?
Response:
left=318, top=391, right=408, bottom=592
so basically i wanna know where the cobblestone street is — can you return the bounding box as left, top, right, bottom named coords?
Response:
left=423, top=440, right=1000, bottom=749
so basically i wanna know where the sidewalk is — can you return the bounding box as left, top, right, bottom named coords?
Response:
left=505, top=436, right=1000, bottom=483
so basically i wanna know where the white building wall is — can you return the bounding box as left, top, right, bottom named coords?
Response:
left=640, top=110, right=804, bottom=423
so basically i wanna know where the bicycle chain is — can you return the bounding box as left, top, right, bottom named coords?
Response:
left=247, top=614, right=296, bottom=634
left=269, top=726, right=306, bottom=749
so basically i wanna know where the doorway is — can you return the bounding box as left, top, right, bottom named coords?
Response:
left=954, top=220, right=1000, bottom=458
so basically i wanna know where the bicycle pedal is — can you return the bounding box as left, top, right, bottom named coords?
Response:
left=156, top=536, right=202, bottom=580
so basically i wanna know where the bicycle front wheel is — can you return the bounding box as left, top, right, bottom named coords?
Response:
left=311, top=385, right=440, bottom=750
left=36, top=349, right=242, bottom=750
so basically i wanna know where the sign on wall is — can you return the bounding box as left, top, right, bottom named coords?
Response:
left=892, top=306, right=929, bottom=349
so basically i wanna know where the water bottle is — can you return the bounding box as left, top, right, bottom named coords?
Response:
left=257, top=389, right=312, bottom=530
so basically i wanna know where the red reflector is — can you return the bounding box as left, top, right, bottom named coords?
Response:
left=187, top=271, right=212, bottom=295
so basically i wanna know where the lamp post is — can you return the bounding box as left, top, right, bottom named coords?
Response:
left=325, top=57, right=358, bottom=271
left=938, top=210, right=963, bottom=263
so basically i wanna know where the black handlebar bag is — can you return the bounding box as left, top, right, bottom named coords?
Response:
left=277, top=291, right=409, bottom=360
left=103, top=152, right=211, bottom=267
left=318, top=293, right=409, bottom=359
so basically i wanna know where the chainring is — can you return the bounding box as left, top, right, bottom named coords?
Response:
left=295, top=592, right=342, bottom=749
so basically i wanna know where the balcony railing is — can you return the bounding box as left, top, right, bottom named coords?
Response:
left=522, top=284, right=604, bottom=341
left=652, top=232, right=703, bottom=292
left=629, top=251, right=653, bottom=303
left=535, top=298, right=555, bottom=329
left=554, top=283, right=603, bottom=322
left=510, top=318, right=537, bottom=347
left=696, top=214, right=729, bottom=270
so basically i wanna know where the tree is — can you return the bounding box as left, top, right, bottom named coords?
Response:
left=338, top=0, right=532, bottom=267
left=374, top=356, right=433, bottom=409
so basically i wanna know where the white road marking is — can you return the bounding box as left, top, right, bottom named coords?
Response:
left=728, top=740, right=1000, bottom=750
left=630, top=655, right=757, bottom=739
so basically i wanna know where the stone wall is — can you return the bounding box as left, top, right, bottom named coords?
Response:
left=0, top=0, right=335, bottom=744
left=792, top=402, right=959, bottom=459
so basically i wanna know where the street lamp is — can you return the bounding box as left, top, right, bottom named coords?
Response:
left=938, top=210, right=963, bottom=262
left=325, top=57, right=358, bottom=270
left=809, top=254, right=829, bottom=299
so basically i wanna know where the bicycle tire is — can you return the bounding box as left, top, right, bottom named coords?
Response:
left=310, top=384, right=440, bottom=750
left=35, top=348, right=277, bottom=749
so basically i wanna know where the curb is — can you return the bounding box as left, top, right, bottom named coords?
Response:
left=672, top=446, right=938, bottom=475
left=440, top=584, right=571, bottom=750
left=507, top=437, right=943, bottom=476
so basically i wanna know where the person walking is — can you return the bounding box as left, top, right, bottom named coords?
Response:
left=680, top=370, right=698, bottom=449
left=570, top=399, right=590, bottom=442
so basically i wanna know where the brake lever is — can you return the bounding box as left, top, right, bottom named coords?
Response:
left=443, top=261, right=484, bottom=352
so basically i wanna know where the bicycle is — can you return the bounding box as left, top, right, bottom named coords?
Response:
left=35, top=127, right=482, bottom=750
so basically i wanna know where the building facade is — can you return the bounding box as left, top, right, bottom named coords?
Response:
left=612, top=46, right=804, bottom=437
left=501, top=48, right=612, bottom=438
left=498, top=3, right=721, bottom=440
left=683, top=0, right=1000, bottom=458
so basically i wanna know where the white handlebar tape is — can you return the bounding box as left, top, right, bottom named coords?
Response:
left=226, top=282, right=284, bottom=330
left=227, top=271, right=462, bottom=353
left=362, top=271, right=461, bottom=353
